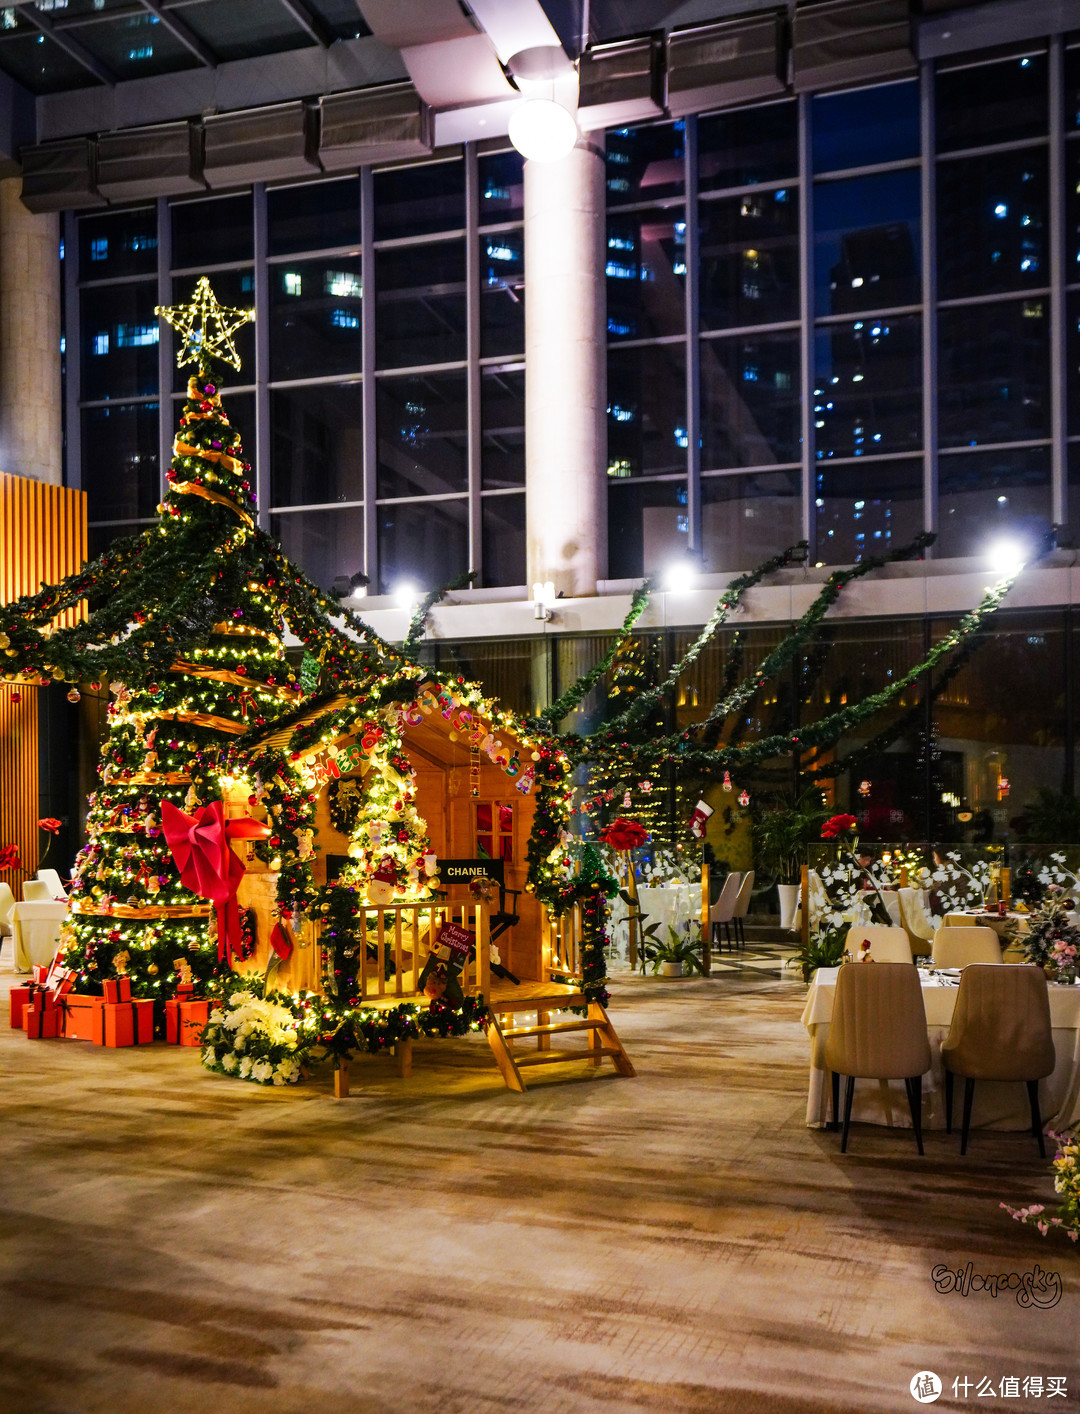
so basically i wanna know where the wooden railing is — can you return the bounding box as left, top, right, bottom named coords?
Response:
left=542, top=904, right=583, bottom=983
left=313, top=901, right=490, bottom=1005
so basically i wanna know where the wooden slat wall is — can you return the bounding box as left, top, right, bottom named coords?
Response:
left=0, top=472, right=87, bottom=894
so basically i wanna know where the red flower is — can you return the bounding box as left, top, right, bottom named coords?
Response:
left=38, top=817, right=62, bottom=834
left=0, top=843, right=23, bottom=870
left=821, top=813, right=858, bottom=840
left=599, top=817, right=650, bottom=851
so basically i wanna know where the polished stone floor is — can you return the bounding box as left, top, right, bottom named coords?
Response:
left=1, top=951, right=1074, bottom=1413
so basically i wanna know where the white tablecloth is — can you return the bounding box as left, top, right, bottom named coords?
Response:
left=637, top=884, right=696, bottom=938
left=10, top=901, right=67, bottom=972
left=802, top=966, right=1080, bottom=1132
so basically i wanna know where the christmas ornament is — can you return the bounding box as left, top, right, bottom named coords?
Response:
left=687, top=799, right=714, bottom=839
left=722, top=771, right=732, bottom=792
left=155, top=276, right=254, bottom=370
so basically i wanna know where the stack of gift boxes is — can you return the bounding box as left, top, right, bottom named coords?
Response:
left=10, top=962, right=210, bottom=1047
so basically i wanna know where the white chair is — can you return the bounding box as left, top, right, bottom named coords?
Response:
left=36, top=868, right=67, bottom=899
left=0, top=880, right=14, bottom=938
left=708, top=872, right=741, bottom=952
left=931, top=926, right=1002, bottom=969
left=732, top=869, right=755, bottom=948
left=22, top=879, right=50, bottom=902
left=844, top=924, right=913, bottom=964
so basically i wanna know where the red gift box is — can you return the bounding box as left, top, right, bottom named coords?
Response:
left=102, top=999, right=155, bottom=1048
left=31, top=963, right=51, bottom=986
left=164, top=997, right=210, bottom=1045
left=61, top=993, right=105, bottom=1044
left=10, top=984, right=39, bottom=1030
left=26, top=1000, right=60, bottom=1039
left=102, top=977, right=132, bottom=1004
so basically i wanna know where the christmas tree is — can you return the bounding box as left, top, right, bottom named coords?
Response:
left=0, top=279, right=393, bottom=1001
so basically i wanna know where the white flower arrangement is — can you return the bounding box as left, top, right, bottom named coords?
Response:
left=200, top=989, right=308, bottom=1087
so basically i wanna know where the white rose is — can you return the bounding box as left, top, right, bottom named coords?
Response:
left=238, top=1056, right=253, bottom=1078
left=221, top=1052, right=238, bottom=1072
left=252, top=1060, right=273, bottom=1083
left=209, top=1008, right=224, bottom=1024
left=202, top=1046, right=215, bottom=1065
left=234, top=1035, right=246, bottom=1053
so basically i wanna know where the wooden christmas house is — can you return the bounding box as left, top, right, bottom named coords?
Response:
left=226, top=672, right=633, bottom=1092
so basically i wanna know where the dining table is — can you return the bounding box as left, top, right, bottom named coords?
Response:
left=802, top=964, right=1080, bottom=1132
left=10, top=901, right=68, bottom=973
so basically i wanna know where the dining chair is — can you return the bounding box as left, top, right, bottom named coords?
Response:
left=0, top=881, right=13, bottom=937
left=943, top=912, right=976, bottom=927
left=708, top=872, right=740, bottom=952
left=36, top=868, right=67, bottom=899
left=731, top=869, right=754, bottom=948
left=824, top=961, right=932, bottom=1153
left=843, top=924, right=913, bottom=964
left=931, top=925, right=1002, bottom=969
left=22, top=879, right=50, bottom=902
left=898, top=887, right=935, bottom=956
left=879, top=889, right=904, bottom=929
left=941, top=964, right=1056, bottom=1157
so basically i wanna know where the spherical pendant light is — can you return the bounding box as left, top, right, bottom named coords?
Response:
left=509, top=97, right=578, bottom=163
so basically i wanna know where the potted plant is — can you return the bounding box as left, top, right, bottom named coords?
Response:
left=785, top=924, right=847, bottom=984
left=752, top=790, right=830, bottom=930
left=646, top=924, right=705, bottom=978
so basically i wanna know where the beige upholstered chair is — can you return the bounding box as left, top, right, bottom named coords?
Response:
left=941, top=964, right=1056, bottom=1156
left=943, top=912, right=976, bottom=927
left=21, top=879, right=50, bottom=902
left=824, top=961, right=932, bottom=1153
left=843, top=924, right=913, bottom=964
left=708, top=872, right=740, bottom=952
left=878, top=889, right=903, bottom=928
left=898, top=886, right=934, bottom=957
left=0, top=881, right=13, bottom=938
left=36, top=868, right=67, bottom=899
left=931, top=926, right=1002, bottom=969
left=732, top=869, right=754, bottom=949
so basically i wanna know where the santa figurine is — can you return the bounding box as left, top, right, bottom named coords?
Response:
left=367, top=854, right=397, bottom=906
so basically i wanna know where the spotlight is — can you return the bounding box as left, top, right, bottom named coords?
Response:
left=663, top=561, right=696, bottom=594
left=509, top=99, right=578, bottom=163
left=394, top=581, right=419, bottom=609
left=986, top=538, right=1026, bottom=578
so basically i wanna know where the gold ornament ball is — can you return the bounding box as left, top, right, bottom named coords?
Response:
left=531, top=752, right=541, bottom=762
left=147, top=963, right=159, bottom=975
left=0, top=632, right=8, bottom=647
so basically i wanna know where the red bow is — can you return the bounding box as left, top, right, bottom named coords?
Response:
left=161, top=800, right=270, bottom=962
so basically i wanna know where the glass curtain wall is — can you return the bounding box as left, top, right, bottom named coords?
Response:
left=607, top=36, right=1075, bottom=579
left=70, top=147, right=527, bottom=593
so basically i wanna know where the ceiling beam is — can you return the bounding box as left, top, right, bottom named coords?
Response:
left=138, top=0, right=218, bottom=68
left=14, top=3, right=114, bottom=87
left=277, top=0, right=336, bottom=48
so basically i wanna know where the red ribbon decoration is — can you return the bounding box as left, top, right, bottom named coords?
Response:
left=161, top=800, right=270, bottom=962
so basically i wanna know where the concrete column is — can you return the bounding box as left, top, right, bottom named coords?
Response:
left=524, top=140, right=606, bottom=598
left=0, top=177, right=61, bottom=484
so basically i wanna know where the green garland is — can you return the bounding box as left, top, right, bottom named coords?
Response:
left=659, top=573, right=1017, bottom=777
left=403, top=571, right=476, bottom=660
left=605, top=541, right=809, bottom=739
left=538, top=581, right=652, bottom=728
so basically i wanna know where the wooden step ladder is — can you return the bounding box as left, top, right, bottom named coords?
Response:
left=484, top=992, right=635, bottom=1093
